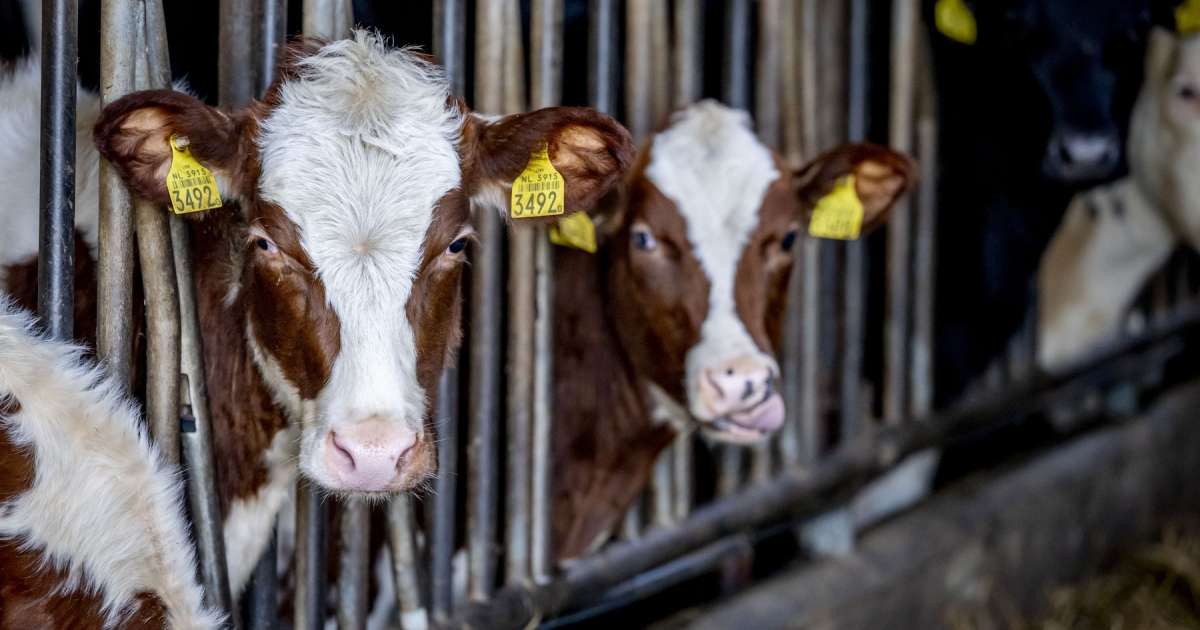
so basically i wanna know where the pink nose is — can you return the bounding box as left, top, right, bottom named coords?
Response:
left=697, top=356, right=785, bottom=434
left=323, top=419, right=417, bottom=492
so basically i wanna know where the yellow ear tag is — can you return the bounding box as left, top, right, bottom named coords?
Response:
left=1178, top=0, right=1200, bottom=35
left=549, top=212, right=597, bottom=253
left=935, top=0, right=977, bottom=45
left=166, top=134, right=223, bottom=215
left=808, top=175, right=864, bottom=241
left=510, top=143, right=566, bottom=219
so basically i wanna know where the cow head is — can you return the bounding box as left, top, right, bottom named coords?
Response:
left=956, top=0, right=1154, bottom=183
left=94, top=32, right=632, bottom=497
left=596, top=102, right=912, bottom=444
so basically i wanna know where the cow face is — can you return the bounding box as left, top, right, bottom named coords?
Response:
left=94, top=33, right=632, bottom=497
left=964, top=0, right=1154, bottom=183
left=600, top=102, right=912, bottom=444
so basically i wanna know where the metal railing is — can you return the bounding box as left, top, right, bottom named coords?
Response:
left=28, top=1, right=1200, bottom=629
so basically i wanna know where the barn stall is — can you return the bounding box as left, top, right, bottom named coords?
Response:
left=11, top=0, right=1200, bottom=627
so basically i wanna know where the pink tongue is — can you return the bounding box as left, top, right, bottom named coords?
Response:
left=731, top=393, right=785, bottom=433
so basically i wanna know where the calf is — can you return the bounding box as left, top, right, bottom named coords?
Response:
left=2, top=32, right=632, bottom=593
left=925, top=0, right=1156, bottom=405
left=552, top=101, right=913, bottom=559
left=0, top=300, right=220, bottom=629
left=1039, top=29, right=1200, bottom=369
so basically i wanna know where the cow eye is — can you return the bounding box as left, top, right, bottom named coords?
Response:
left=448, top=237, right=468, bottom=254
left=1179, top=85, right=1198, bottom=101
left=780, top=230, right=798, bottom=251
left=255, top=238, right=278, bottom=254
left=631, top=226, right=658, bottom=252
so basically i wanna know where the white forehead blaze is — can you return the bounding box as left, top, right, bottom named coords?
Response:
left=255, top=32, right=463, bottom=428
left=643, top=100, right=781, bottom=414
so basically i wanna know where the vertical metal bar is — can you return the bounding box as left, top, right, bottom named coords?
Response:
left=259, top=0, right=288, bottom=95
left=672, top=0, right=701, bottom=107
left=388, top=496, right=428, bottom=629
left=840, top=0, right=870, bottom=442
left=293, top=477, right=328, bottom=630
left=625, top=0, right=653, bottom=139
left=751, top=0, right=783, bottom=484
left=777, top=0, right=804, bottom=469
left=337, top=499, right=370, bottom=629
left=649, top=0, right=669, bottom=125
left=245, top=530, right=278, bottom=630
left=37, top=0, right=77, bottom=341
left=469, top=0, right=505, bottom=601
left=530, top=0, right=561, bottom=586
left=884, top=0, right=918, bottom=423
left=430, top=0, right=464, bottom=620
left=303, top=0, right=352, bottom=41
left=588, top=0, right=618, bottom=115
left=97, top=0, right=135, bottom=385
left=795, top=0, right=822, bottom=466
left=174, top=222, right=236, bottom=619
left=505, top=0, right=534, bottom=586
left=219, top=0, right=259, bottom=107
left=134, top=0, right=182, bottom=467
left=911, top=41, right=938, bottom=418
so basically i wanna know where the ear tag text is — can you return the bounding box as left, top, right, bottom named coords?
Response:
left=1179, top=0, right=1200, bottom=35
left=936, top=0, right=977, bottom=45
left=166, top=134, right=223, bottom=215
left=808, top=175, right=864, bottom=241
left=549, top=212, right=597, bottom=253
left=511, top=143, right=565, bottom=219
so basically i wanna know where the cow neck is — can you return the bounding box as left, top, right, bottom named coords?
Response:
left=551, top=245, right=676, bottom=560
left=187, top=214, right=291, bottom=516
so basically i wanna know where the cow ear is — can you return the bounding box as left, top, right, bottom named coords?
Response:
left=461, top=107, right=635, bottom=222
left=93, top=89, right=256, bottom=206
left=793, top=143, right=915, bottom=236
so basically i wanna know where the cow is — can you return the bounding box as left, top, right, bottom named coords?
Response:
left=0, top=299, right=221, bottom=629
left=1039, top=29, right=1200, bottom=369
left=925, top=0, right=1159, bottom=406
left=551, top=101, right=914, bottom=559
left=1, top=32, right=633, bottom=594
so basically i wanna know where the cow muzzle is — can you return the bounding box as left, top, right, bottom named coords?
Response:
left=693, top=355, right=785, bottom=444
left=319, top=417, right=424, bottom=493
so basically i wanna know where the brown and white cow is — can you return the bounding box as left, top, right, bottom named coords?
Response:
left=1038, top=29, right=1200, bottom=369
left=552, top=101, right=913, bottom=559
left=1, top=32, right=632, bottom=594
left=0, top=299, right=220, bottom=629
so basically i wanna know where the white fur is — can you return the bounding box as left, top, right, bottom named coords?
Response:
left=643, top=101, right=781, bottom=419
left=0, top=300, right=221, bottom=629
left=222, top=428, right=297, bottom=595
left=0, top=59, right=101, bottom=271
left=253, top=31, right=463, bottom=484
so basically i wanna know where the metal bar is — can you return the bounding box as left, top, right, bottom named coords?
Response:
left=219, top=0, right=259, bottom=107
left=911, top=49, right=938, bottom=418
left=96, top=0, right=135, bottom=385
left=433, top=0, right=466, bottom=96
left=430, top=0, right=464, bottom=620
left=505, top=0, right=534, bottom=584
left=388, top=496, right=428, bottom=630
left=530, top=0, right=561, bottom=586
left=625, top=0, right=653, bottom=140
left=173, top=218, right=235, bottom=619
left=337, top=499, right=370, bottom=629
left=795, top=0, right=822, bottom=466
left=445, top=304, right=1200, bottom=628
left=722, top=0, right=750, bottom=110
left=840, top=0, right=870, bottom=442
left=245, top=530, right=279, bottom=630
left=37, top=0, right=77, bottom=341
left=294, top=478, right=328, bottom=630
left=430, top=368, right=459, bottom=620
left=649, top=0, right=669, bottom=125
left=884, top=0, right=918, bottom=422
left=588, top=0, right=618, bottom=115
left=468, top=0, right=506, bottom=600
left=777, top=0, right=804, bottom=468
left=303, top=0, right=352, bottom=41
left=259, top=0, right=288, bottom=95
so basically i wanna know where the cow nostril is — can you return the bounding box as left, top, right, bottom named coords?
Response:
left=330, top=433, right=356, bottom=470
left=741, top=379, right=755, bottom=401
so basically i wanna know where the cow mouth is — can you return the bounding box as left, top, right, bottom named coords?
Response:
left=698, top=392, right=785, bottom=444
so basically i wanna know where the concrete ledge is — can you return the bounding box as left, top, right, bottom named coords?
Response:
left=685, top=380, right=1200, bottom=630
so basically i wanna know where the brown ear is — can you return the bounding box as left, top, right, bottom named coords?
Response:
left=93, top=90, right=257, bottom=206
left=793, top=143, right=915, bottom=235
left=460, top=107, right=635, bottom=221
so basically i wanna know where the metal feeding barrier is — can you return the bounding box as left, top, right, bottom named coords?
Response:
left=30, top=0, right=1200, bottom=628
